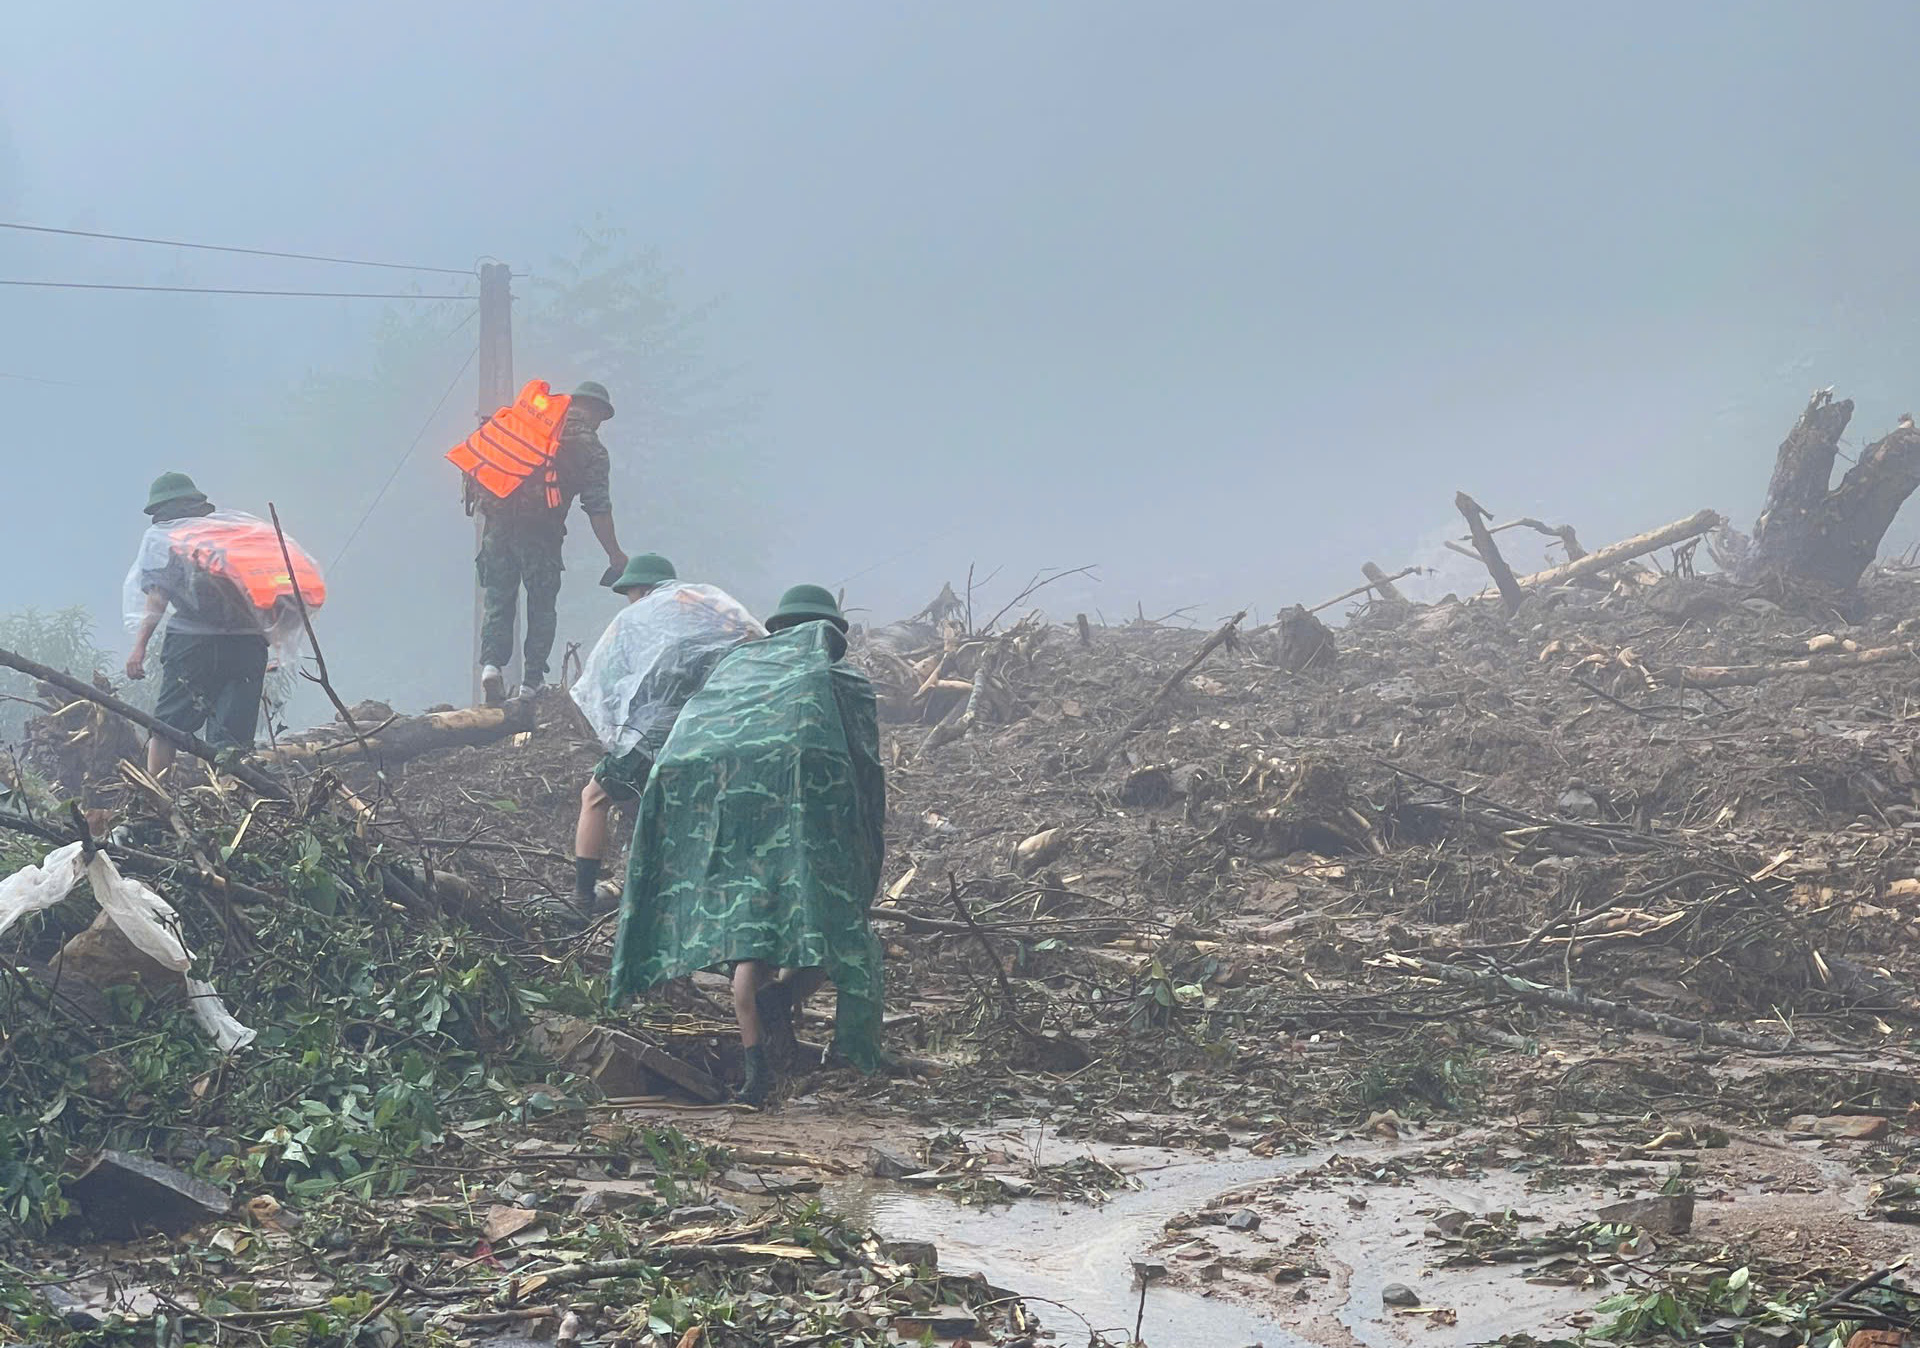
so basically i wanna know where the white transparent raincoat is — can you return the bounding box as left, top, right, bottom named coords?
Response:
left=123, top=510, right=327, bottom=714
left=569, top=583, right=765, bottom=757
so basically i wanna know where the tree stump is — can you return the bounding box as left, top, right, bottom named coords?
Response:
left=1746, top=390, right=1920, bottom=589
left=1270, top=606, right=1336, bottom=673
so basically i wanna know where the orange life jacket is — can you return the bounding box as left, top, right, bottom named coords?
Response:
left=167, top=516, right=328, bottom=611
left=446, top=379, right=573, bottom=507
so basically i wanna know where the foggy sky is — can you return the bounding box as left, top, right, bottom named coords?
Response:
left=6, top=1, right=1920, bottom=712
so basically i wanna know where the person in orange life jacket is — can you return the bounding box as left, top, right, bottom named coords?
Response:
left=476, top=381, right=627, bottom=704
left=124, top=473, right=270, bottom=776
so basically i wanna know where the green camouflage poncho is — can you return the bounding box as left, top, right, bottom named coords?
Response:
left=609, top=622, right=887, bottom=1070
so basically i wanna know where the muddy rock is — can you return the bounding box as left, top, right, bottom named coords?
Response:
left=882, top=1239, right=938, bottom=1268
left=1596, top=1193, right=1694, bottom=1234
left=867, top=1144, right=920, bottom=1180
left=1789, top=1114, right=1890, bottom=1141
left=1225, top=1208, right=1261, bottom=1232
left=1381, top=1282, right=1421, bottom=1307
left=61, top=1151, right=229, bottom=1240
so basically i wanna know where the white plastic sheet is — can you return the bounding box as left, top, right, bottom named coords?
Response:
left=570, top=582, right=765, bottom=758
left=0, top=841, right=86, bottom=936
left=0, top=843, right=256, bottom=1052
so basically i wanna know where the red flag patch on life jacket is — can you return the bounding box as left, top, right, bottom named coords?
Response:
left=446, top=379, right=572, bottom=507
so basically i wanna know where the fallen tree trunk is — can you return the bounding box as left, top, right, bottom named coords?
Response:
left=0, top=645, right=292, bottom=800
left=1662, top=644, right=1912, bottom=688
left=1747, top=390, right=1920, bottom=589
left=262, top=701, right=536, bottom=767
left=1377, top=953, right=1794, bottom=1051
left=1501, top=509, right=1724, bottom=593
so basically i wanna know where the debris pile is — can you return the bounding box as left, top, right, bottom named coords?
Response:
left=9, top=389, right=1920, bottom=1344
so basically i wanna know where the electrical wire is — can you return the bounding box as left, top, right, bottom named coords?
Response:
left=0, top=371, right=77, bottom=386
left=0, top=278, right=473, bottom=299
left=0, top=220, right=473, bottom=275
left=330, top=345, right=479, bottom=569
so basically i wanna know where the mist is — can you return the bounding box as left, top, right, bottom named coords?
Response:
left=5, top=0, right=1920, bottom=716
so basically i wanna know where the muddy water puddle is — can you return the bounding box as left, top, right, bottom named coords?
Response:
left=825, top=1136, right=1316, bottom=1348
left=816, top=1121, right=1606, bottom=1348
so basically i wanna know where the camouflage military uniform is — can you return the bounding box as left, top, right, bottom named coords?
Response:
left=610, top=623, right=888, bottom=1071
left=475, top=411, right=613, bottom=683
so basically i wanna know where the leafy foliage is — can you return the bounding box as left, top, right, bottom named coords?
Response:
left=0, top=607, right=118, bottom=744
left=0, top=797, right=594, bottom=1237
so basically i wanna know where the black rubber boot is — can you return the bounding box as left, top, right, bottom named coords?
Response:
left=755, top=979, right=799, bottom=1071
left=737, top=1044, right=773, bottom=1107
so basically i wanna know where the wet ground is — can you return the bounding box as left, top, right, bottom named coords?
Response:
left=627, top=1100, right=1920, bottom=1348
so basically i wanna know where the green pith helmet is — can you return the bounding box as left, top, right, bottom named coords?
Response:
left=144, top=471, right=207, bottom=515
left=570, top=380, right=614, bottom=418
left=612, top=552, right=677, bottom=593
left=765, top=583, right=847, bottom=633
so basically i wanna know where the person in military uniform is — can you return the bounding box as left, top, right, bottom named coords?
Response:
left=124, top=473, right=270, bottom=776
left=477, top=380, right=628, bottom=704
left=610, top=585, right=887, bottom=1106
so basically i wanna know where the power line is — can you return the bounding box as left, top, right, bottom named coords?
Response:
left=0, top=220, right=473, bottom=276
left=0, top=278, right=474, bottom=299
left=0, top=371, right=77, bottom=387
left=330, top=344, right=479, bottom=569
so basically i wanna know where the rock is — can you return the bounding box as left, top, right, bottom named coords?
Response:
left=1381, top=1282, right=1421, bottom=1308
left=1788, top=1114, right=1889, bottom=1141
left=1556, top=787, right=1601, bottom=820
left=571, top=1188, right=644, bottom=1218
left=481, top=1205, right=539, bottom=1242
left=61, top=1151, right=229, bottom=1240
left=1847, top=1330, right=1907, bottom=1348
left=1119, top=765, right=1175, bottom=808
left=1131, top=1257, right=1169, bottom=1284
left=1225, top=1209, right=1261, bottom=1233
left=890, top=1315, right=979, bottom=1341
left=882, top=1239, right=938, bottom=1268
left=1595, top=1193, right=1694, bottom=1235
left=1198, top=1261, right=1225, bottom=1283
left=718, top=1169, right=821, bottom=1197
left=867, top=1145, right=920, bottom=1180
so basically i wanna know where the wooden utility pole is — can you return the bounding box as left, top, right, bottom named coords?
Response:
left=472, top=262, right=514, bottom=704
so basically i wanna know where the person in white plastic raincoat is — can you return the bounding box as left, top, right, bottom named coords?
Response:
left=565, top=553, right=763, bottom=915
left=123, top=472, right=324, bottom=775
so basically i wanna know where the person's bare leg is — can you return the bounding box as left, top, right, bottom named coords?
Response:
left=575, top=778, right=613, bottom=860
left=572, top=778, right=615, bottom=909
left=732, top=960, right=770, bottom=1046
left=146, top=734, right=176, bottom=777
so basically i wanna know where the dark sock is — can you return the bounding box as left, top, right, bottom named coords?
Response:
left=573, top=856, right=601, bottom=902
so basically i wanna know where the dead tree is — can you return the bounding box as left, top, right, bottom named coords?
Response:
left=1747, top=390, right=1920, bottom=589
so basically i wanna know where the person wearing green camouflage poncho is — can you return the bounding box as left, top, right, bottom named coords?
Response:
left=609, top=585, right=886, bottom=1105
